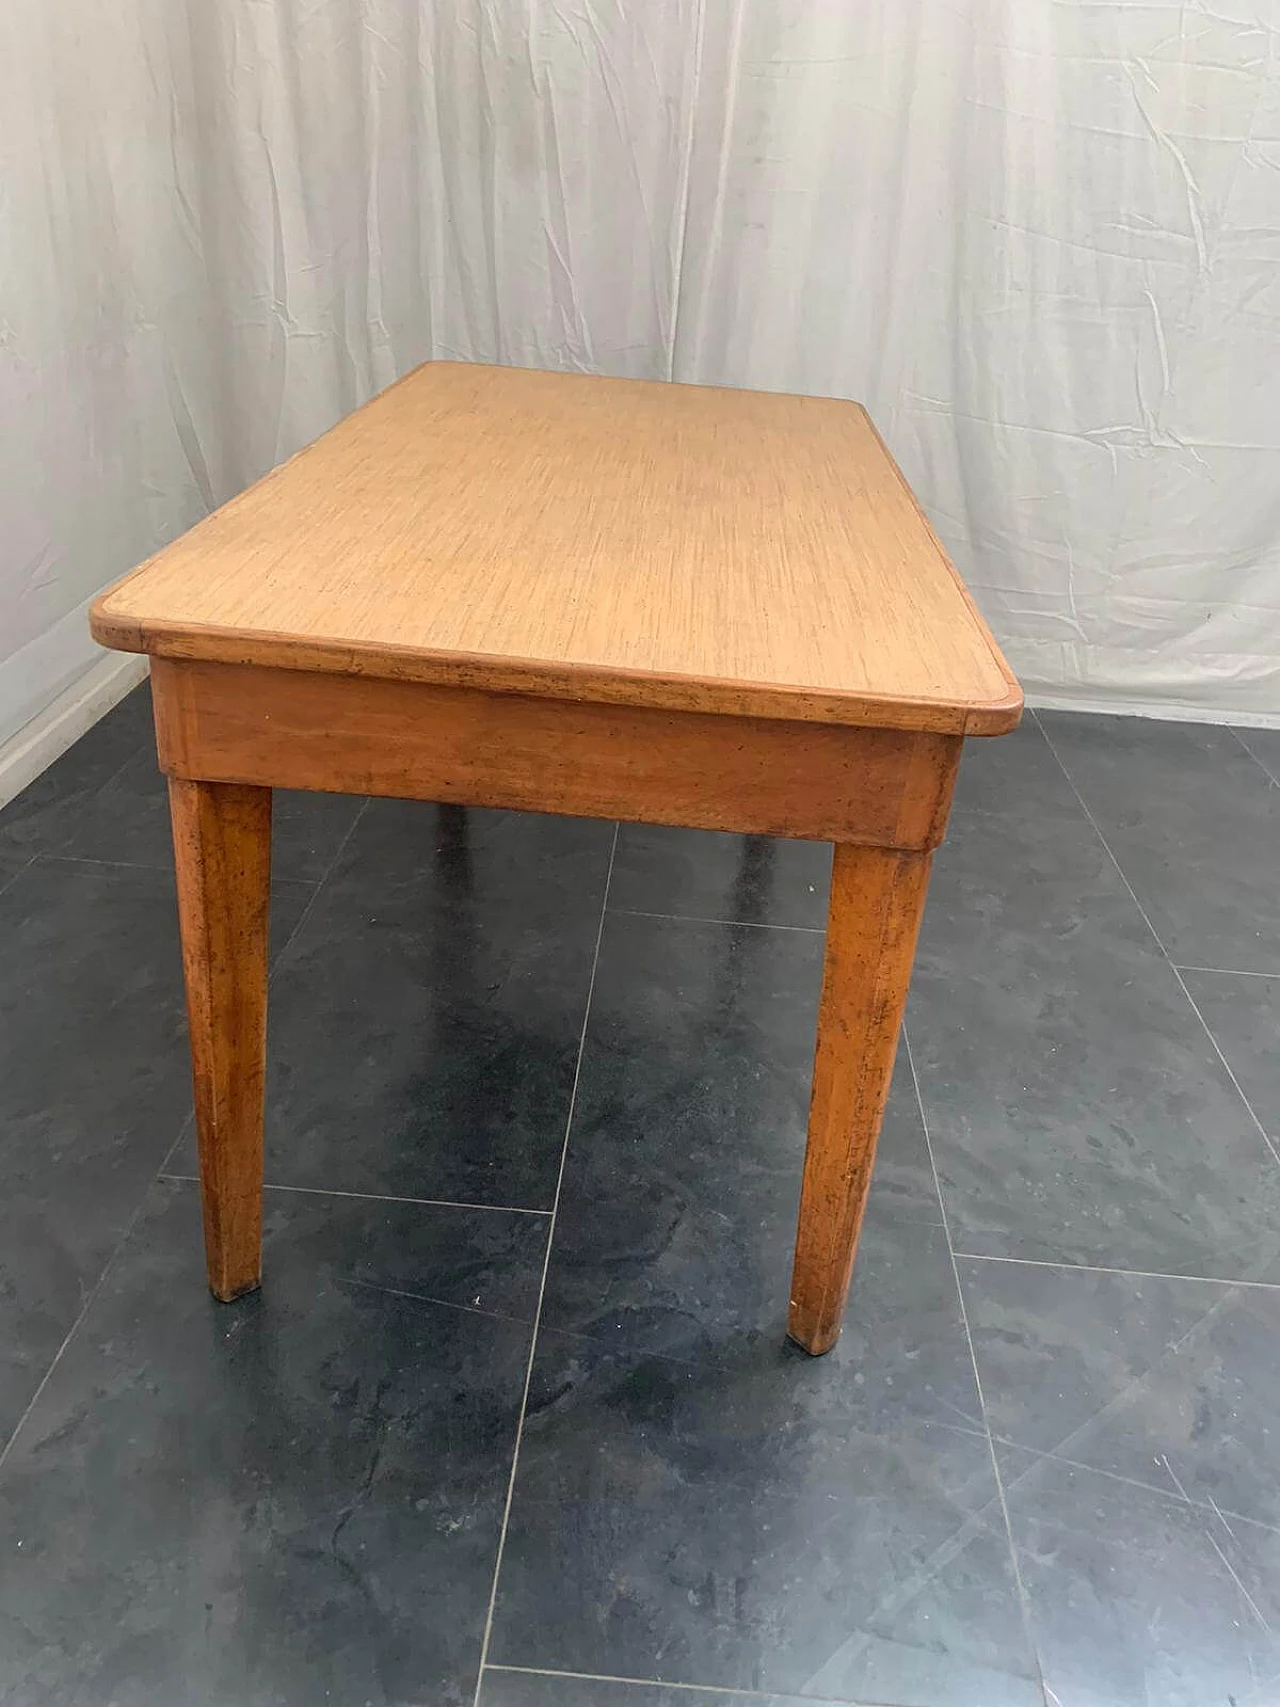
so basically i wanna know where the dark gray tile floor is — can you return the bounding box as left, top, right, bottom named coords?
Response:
left=0, top=683, right=1278, bottom=1706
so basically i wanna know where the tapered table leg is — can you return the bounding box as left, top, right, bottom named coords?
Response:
left=787, top=841, right=933, bottom=1355
left=168, top=778, right=272, bottom=1302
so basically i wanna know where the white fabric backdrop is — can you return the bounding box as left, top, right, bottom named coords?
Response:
left=4, top=0, right=1279, bottom=753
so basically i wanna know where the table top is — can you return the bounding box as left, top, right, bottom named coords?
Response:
left=91, top=362, right=1020, bottom=734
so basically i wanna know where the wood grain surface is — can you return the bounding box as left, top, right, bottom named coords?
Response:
left=787, top=842, right=934, bottom=1355
left=168, top=777, right=272, bottom=1303
left=93, top=363, right=1020, bottom=735
left=150, top=659, right=962, bottom=849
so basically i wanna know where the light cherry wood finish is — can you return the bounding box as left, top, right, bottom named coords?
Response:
left=91, top=361, right=1021, bottom=1355
left=149, top=660, right=960, bottom=850
left=168, top=777, right=273, bottom=1302
left=92, top=363, right=1019, bottom=736
left=787, top=844, right=933, bottom=1354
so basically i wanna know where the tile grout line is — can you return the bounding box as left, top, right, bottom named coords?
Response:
left=484, top=1661, right=886, bottom=1704
left=1, top=705, right=156, bottom=866
left=1205, top=1527, right=1276, bottom=1642
left=155, top=798, right=369, bottom=1180
left=157, top=1173, right=552, bottom=1217
left=266, top=796, right=371, bottom=970
left=51, top=716, right=152, bottom=827
left=0, top=852, right=36, bottom=900
left=903, top=1027, right=1052, bottom=1707
left=1, top=745, right=365, bottom=1474
left=0, top=729, right=273, bottom=1469
left=1005, top=1435, right=1244, bottom=1516
left=1157, top=1453, right=1277, bottom=1640
left=334, top=1277, right=538, bottom=1333
left=156, top=1113, right=196, bottom=1180
left=955, top=1250, right=1280, bottom=1290
left=1032, top=710, right=1280, bottom=1169
left=0, top=688, right=147, bottom=853
left=989, top=1283, right=1245, bottom=1531
left=472, top=822, right=620, bottom=1706
left=1230, top=722, right=1279, bottom=787
left=608, top=905, right=824, bottom=934
left=3, top=795, right=378, bottom=1471
left=39, top=850, right=316, bottom=884
left=1174, top=962, right=1279, bottom=981
left=989, top=1432, right=1280, bottom=1538
left=40, top=849, right=175, bottom=876
left=0, top=1186, right=156, bottom=1478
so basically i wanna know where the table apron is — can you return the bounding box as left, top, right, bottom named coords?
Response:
left=151, top=658, right=961, bottom=850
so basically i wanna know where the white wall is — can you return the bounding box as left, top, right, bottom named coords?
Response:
left=3, top=0, right=1278, bottom=761
left=680, top=0, right=1280, bottom=721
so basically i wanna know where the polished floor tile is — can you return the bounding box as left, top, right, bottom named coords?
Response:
left=962, top=1256, right=1280, bottom=1528
left=950, top=714, right=1070, bottom=820
left=481, top=1672, right=870, bottom=1706
left=999, top=1448, right=1280, bottom=1707
left=172, top=800, right=615, bottom=1208
left=8, top=691, right=1280, bottom=1706
left=0, top=848, right=30, bottom=894
left=0, top=858, right=310, bottom=1447
left=241, top=1184, right=551, bottom=1324
left=609, top=824, right=832, bottom=928
left=0, top=1180, right=537, bottom=1707
left=492, top=1201, right=1037, bottom=1706
left=1, top=683, right=366, bottom=885
left=540, top=911, right=939, bottom=1363
left=1181, top=967, right=1280, bottom=1140
left=909, top=794, right=1280, bottom=1277
left=0, top=685, right=153, bottom=859
left=1040, top=710, right=1280, bottom=974
left=65, top=744, right=369, bottom=883
left=966, top=1253, right=1280, bottom=1703
left=1236, top=724, right=1280, bottom=785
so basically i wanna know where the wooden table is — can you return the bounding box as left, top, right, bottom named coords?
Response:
left=91, top=362, right=1020, bottom=1355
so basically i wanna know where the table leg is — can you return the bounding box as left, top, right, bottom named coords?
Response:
left=168, top=778, right=272, bottom=1302
left=787, top=841, right=932, bottom=1355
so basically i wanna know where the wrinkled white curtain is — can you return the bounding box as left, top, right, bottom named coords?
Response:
left=3, top=0, right=1279, bottom=753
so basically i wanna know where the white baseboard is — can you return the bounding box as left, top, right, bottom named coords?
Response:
left=0, top=653, right=1274, bottom=817
left=1025, top=691, right=1280, bottom=730
left=0, top=653, right=149, bottom=812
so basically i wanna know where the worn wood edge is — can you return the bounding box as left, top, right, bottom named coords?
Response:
left=855, top=407, right=1023, bottom=737
left=87, top=366, right=1022, bottom=735
left=963, top=682, right=1024, bottom=736
left=167, top=776, right=272, bottom=1302
left=786, top=843, right=934, bottom=1355
left=150, top=659, right=960, bottom=849
left=90, top=607, right=1019, bottom=735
